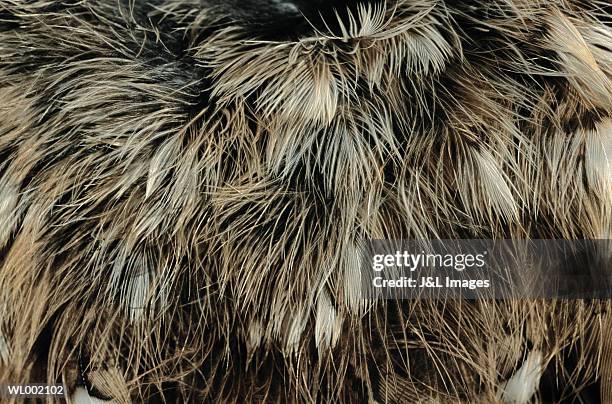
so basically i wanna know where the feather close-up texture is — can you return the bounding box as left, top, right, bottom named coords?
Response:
left=0, top=0, right=611, bottom=402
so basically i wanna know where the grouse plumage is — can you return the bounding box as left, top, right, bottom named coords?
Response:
left=0, top=0, right=610, bottom=402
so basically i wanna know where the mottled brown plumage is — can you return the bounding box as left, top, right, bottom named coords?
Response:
left=0, top=0, right=610, bottom=402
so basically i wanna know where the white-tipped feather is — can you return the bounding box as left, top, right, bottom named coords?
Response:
left=315, top=291, right=343, bottom=352
left=126, top=271, right=150, bottom=323
left=498, top=350, right=544, bottom=404
left=72, top=387, right=115, bottom=404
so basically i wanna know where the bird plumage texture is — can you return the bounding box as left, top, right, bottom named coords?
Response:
left=0, top=0, right=611, bottom=402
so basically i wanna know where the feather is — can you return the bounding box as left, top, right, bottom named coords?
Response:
left=0, top=0, right=610, bottom=401
left=497, top=350, right=543, bottom=403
